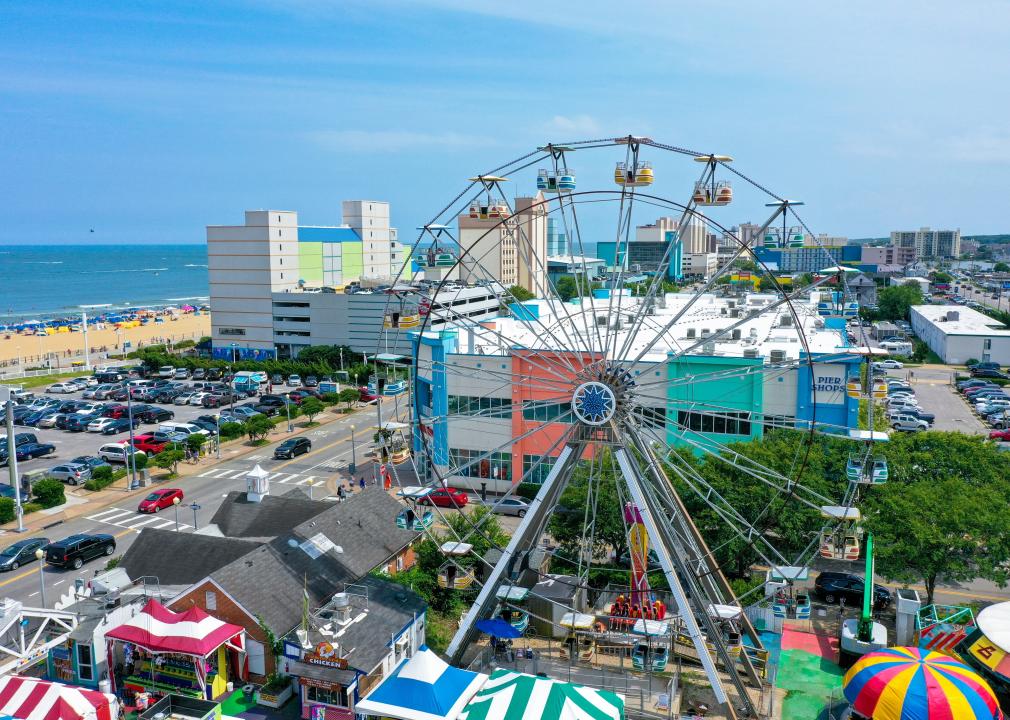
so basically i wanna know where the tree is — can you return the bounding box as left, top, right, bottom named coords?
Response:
left=32, top=478, right=66, bottom=509
left=300, top=397, right=324, bottom=423
left=555, top=275, right=578, bottom=302
left=507, top=284, right=536, bottom=302
left=862, top=431, right=1010, bottom=604
left=995, top=262, right=1010, bottom=273
left=244, top=414, right=274, bottom=442
left=153, top=448, right=185, bottom=475
left=930, top=271, right=953, bottom=284
left=876, top=283, right=923, bottom=321
left=338, top=387, right=360, bottom=412
left=186, top=433, right=207, bottom=456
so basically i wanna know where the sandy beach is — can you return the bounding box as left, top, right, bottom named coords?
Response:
left=0, top=312, right=210, bottom=369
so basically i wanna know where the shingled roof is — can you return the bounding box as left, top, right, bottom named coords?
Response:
left=119, top=531, right=261, bottom=586
left=209, top=488, right=326, bottom=540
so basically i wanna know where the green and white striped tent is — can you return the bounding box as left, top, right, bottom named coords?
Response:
left=459, top=670, right=624, bottom=720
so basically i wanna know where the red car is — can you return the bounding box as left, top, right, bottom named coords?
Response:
left=138, top=488, right=184, bottom=513
left=420, top=488, right=469, bottom=509
left=102, top=404, right=131, bottom=419
left=130, top=434, right=168, bottom=455
left=990, top=430, right=1010, bottom=441
left=359, top=386, right=379, bottom=402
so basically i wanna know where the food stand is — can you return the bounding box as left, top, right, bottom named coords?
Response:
left=105, top=599, right=245, bottom=704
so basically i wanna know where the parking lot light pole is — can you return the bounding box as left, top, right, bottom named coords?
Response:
left=286, top=399, right=292, bottom=433
left=349, top=424, right=357, bottom=476
left=173, top=496, right=181, bottom=532
left=126, top=382, right=138, bottom=490
left=3, top=387, right=25, bottom=533
left=34, top=549, right=46, bottom=607
left=306, top=479, right=315, bottom=501
left=215, top=415, right=221, bottom=459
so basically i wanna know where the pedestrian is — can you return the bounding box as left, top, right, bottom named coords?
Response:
left=359, top=476, right=366, bottom=491
left=337, top=485, right=346, bottom=502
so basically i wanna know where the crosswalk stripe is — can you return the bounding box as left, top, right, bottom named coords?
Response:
left=88, top=509, right=133, bottom=522
left=198, top=468, right=228, bottom=478
left=152, top=520, right=176, bottom=529
left=125, top=517, right=162, bottom=529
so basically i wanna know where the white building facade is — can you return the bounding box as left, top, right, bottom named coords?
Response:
left=910, top=305, right=1010, bottom=365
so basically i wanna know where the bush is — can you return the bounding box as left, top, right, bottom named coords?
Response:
left=186, top=434, right=208, bottom=453
left=515, top=483, right=540, bottom=501
left=133, top=453, right=148, bottom=470
left=244, top=415, right=275, bottom=442
left=92, top=465, right=113, bottom=482
left=0, top=498, right=14, bottom=524
left=32, top=478, right=66, bottom=509
left=22, top=502, right=43, bottom=515
left=220, top=421, right=244, bottom=440
left=320, top=392, right=340, bottom=406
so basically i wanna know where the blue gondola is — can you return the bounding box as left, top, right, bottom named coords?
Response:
left=396, top=508, right=433, bottom=531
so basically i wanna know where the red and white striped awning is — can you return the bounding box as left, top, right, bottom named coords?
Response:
left=106, top=599, right=245, bottom=657
left=0, top=676, right=117, bottom=720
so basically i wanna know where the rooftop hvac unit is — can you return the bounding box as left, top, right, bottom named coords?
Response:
left=743, top=348, right=760, bottom=359
left=946, top=311, right=960, bottom=321
left=780, top=315, right=793, bottom=327
left=770, top=349, right=787, bottom=363
left=814, top=319, right=825, bottom=328
left=686, top=328, right=696, bottom=339
left=731, top=329, right=742, bottom=340
left=702, top=341, right=716, bottom=355
left=701, top=328, right=711, bottom=337
left=730, top=308, right=741, bottom=318
left=749, top=328, right=759, bottom=338
left=720, top=307, right=727, bottom=315
left=727, top=300, right=736, bottom=308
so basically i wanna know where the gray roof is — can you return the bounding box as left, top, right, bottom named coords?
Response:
left=209, top=489, right=326, bottom=540
left=532, top=573, right=580, bottom=601
left=208, top=487, right=419, bottom=635
left=119, top=530, right=261, bottom=586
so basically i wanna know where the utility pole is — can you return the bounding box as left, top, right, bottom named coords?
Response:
left=82, top=311, right=91, bottom=371
left=3, top=386, right=25, bottom=532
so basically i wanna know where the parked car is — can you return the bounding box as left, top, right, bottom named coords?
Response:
left=971, top=368, right=1010, bottom=379
left=48, top=463, right=92, bottom=485
left=274, top=437, right=312, bottom=459
left=485, top=496, right=530, bottom=517
left=814, top=571, right=892, bottom=609
left=174, top=392, right=197, bottom=406
left=13, top=442, right=56, bottom=461
left=891, top=416, right=929, bottom=432
left=188, top=392, right=211, bottom=406
left=304, top=375, right=319, bottom=388
left=36, top=413, right=65, bottom=429
left=130, top=434, right=170, bottom=454
left=71, top=455, right=110, bottom=471
left=45, top=533, right=116, bottom=569
left=872, top=360, right=904, bottom=370
left=191, top=368, right=206, bottom=380
left=207, top=368, right=223, bottom=381
left=136, top=407, right=174, bottom=424
left=969, top=361, right=1002, bottom=372
left=47, top=382, right=78, bottom=394
left=287, top=374, right=302, bottom=386
left=887, top=407, right=935, bottom=424
left=990, top=429, right=1010, bottom=441
left=190, top=419, right=218, bottom=433
left=102, top=417, right=140, bottom=435
left=138, top=488, right=184, bottom=513
left=359, top=386, right=379, bottom=402
left=0, top=537, right=51, bottom=572
left=98, top=443, right=147, bottom=464
left=270, top=373, right=284, bottom=385
left=419, top=488, right=469, bottom=508
left=227, top=406, right=262, bottom=420
left=172, top=368, right=189, bottom=380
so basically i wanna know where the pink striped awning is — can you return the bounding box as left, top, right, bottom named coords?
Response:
left=0, top=676, right=117, bottom=720
left=106, top=599, right=245, bottom=657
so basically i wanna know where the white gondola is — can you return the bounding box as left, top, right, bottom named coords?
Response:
left=819, top=505, right=862, bottom=560
left=441, top=541, right=474, bottom=556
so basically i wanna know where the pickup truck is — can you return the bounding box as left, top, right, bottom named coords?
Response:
left=129, top=432, right=184, bottom=454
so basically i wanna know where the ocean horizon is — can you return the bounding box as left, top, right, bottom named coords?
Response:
left=1, top=244, right=209, bottom=321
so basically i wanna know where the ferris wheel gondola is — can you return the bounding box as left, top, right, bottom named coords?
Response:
left=378, top=135, right=879, bottom=719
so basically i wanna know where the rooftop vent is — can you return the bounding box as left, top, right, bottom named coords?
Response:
left=701, top=328, right=711, bottom=337
left=743, top=348, right=760, bottom=359
left=731, top=329, right=742, bottom=340
left=702, top=342, right=716, bottom=355
left=686, top=328, right=696, bottom=339
left=770, top=349, right=787, bottom=363
left=780, top=315, right=793, bottom=327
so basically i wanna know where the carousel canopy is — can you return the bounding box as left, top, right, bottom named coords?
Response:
left=460, top=669, right=624, bottom=720
left=355, top=645, right=487, bottom=720
left=106, top=598, right=245, bottom=657
left=0, top=676, right=117, bottom=720
left=843, top=646, right=1002, bottom=720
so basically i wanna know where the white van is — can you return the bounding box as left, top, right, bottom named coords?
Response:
left=158, top=365, right=176, bottom=378
left=158, top=421, right=210, bottom=437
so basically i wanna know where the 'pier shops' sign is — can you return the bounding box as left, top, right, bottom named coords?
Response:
left=812, top=365, right=845, bottom=406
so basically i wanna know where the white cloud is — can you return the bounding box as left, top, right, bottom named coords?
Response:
left=543, top=115, right=602, bottom=138
left=305, top=129, right=493, bottom=153
left=946, top=130, right=1010, bottom=164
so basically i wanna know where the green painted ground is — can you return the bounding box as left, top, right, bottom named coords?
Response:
left=777, top=649, right=844, bottom=720
left=219, top=688, right=259, bottom=716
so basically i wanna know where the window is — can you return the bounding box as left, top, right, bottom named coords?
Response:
left=449, top=448, right=511, bottom=479
left=77, top=645, right=94, bottom=681
left=396, top=554, right=404, bottom=571
left=676, top=410, right=752, bottom=435
left=985, top=339, right=992, bottom=350
left=522, top=400, right=572, bottom=423
left=219, top=328, right=246, bottom=336
left=523, top=454, right=556, bottom=485
left=447, top=395, right=511, bottom=418
left=205, top=591, right=217, bottom=610
left=306, top=685, right=348, bottom=707
left=631, top=406, right=666, bottom=429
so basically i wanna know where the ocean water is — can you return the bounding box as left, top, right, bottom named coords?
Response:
left=0, top=244, right=209, bottom=321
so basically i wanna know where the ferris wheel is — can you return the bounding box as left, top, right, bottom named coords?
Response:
left=378, top=136, right=886, bottom=718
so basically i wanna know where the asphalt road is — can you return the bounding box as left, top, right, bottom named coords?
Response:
left=0, top=403, right=388, bottom=606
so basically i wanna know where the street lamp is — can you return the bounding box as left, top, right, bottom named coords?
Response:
left=34, top=548, right=46, bottom=607
left=173, top=495, right=181, bottom=532
left=125, top=382, right=138, bottom=490
left=285, top=397, right=292, bottom=433
left=349, top=424, right=357, bottom=476
left=306, top=478, right=315, bottom=501
left=215, top=414, right=221, bottom=459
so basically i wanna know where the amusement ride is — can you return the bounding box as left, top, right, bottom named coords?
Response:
left=374, top=136, right=893, bottom=718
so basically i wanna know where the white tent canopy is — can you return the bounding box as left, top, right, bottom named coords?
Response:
left=460, top=670, right=624, bottom=720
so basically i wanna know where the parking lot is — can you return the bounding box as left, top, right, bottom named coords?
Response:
left=4, top=376, right=245, bottom=477
left=899, top=367, right=989, bottom=434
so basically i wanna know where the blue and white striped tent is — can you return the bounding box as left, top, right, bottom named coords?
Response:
left=356, top=646, right=487, bottom=720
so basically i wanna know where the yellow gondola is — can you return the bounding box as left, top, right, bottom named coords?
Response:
left=614, top=161, right=653, bottom=187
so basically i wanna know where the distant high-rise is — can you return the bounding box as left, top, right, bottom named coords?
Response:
left=458, top=193, right=548, bottom=294
left=890, top=227, right=961, bottom=259
left=546, top=217, right=568, bottom=257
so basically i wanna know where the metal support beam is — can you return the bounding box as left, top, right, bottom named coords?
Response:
left=447, top=443, right=584, bottom=664
left=616, top=448, right=757, bottom=719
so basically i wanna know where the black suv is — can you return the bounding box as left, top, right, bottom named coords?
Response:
left=46, top=533, right=116, bottom=570
left=274, top=437, right=312, bottom=459
left=813, top=571, right=892, bottom=610
left=136, top=407, right=174, bottom=423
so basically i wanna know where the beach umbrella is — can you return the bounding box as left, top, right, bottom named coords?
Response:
left=475, top=618, right=522, bottom=639
left=843, top=646, right=1002, bottom=720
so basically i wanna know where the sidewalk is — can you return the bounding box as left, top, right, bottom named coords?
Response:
left=2, top=402, right=379, bottom=534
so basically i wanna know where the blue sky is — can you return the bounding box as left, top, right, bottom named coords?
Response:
left=3, top=0, right=1009, bottom=245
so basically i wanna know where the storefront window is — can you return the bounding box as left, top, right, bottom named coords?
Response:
left=306, top=684, right=348, bottom=707
left=77, top=645, right=94, bottom=681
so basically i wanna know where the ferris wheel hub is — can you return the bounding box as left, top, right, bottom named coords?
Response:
left=572, top=381, right=618, bottom=426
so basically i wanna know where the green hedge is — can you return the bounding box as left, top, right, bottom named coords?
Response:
left=0, top=498, right=14, bottom=524
left=32, top=478, right=66, bottom=509
left=219, top=422, right=244, bottom=440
